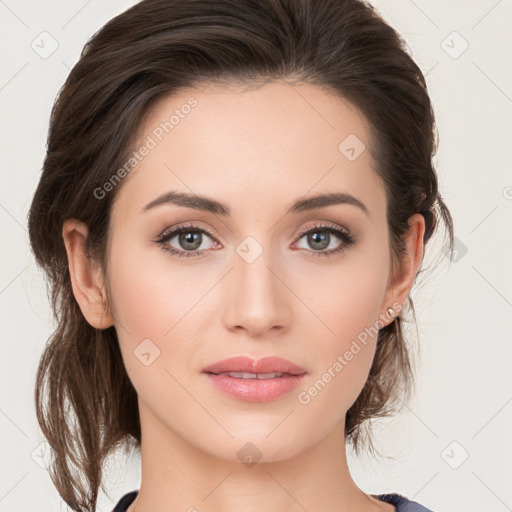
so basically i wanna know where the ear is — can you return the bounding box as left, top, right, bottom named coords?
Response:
left=380, top=213, right=425, bottom=323
left=62, top=218, right=114, bottom=329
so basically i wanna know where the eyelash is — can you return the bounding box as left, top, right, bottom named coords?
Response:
left=153, top=222, right=356, bottom=259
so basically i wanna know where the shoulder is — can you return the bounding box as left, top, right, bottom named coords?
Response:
left=111, top=490, right=138, bottom=512
left=373, top=492, right=436, bottom=512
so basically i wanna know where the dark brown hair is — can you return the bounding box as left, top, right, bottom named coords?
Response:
left=28, top=0, right=454, bottom=510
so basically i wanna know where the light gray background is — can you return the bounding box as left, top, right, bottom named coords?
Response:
left=1, top=1, right=511, bottom=511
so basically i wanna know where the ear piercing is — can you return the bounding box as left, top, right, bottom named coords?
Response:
left=378, top=306, right=399, bottom=330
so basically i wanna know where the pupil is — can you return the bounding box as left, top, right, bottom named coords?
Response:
left=180, top=231, right=201, bottom=250
left=309, top=231, right=329, bottom=250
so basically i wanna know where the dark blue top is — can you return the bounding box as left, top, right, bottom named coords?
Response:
left=112, top=490, right=434, bottom=511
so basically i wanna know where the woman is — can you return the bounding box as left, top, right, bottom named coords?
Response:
left=28, top=0, right=454, bottom=511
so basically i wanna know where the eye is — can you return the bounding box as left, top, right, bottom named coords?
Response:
left=292, top=223, right=356, bottom=258
left=153, top=223, right=219, bottom=258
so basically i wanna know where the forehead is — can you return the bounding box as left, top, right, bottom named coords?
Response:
left=111, top=81, right=385, bottom=221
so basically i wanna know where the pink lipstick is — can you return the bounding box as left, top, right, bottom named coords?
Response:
left=202, top=356, right=307, bottom=402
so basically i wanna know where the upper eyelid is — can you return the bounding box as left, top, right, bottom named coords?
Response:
left=158, top=222, right=217, bottom=238
left=296, top=222, right=350, bottom=238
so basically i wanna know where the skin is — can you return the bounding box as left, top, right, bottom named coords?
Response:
left=62, top=81, right=424, bottom=512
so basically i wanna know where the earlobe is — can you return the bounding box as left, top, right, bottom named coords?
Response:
left=381, top=213, right=425, bottom=321
left=62, top=219, right=114, bottom=329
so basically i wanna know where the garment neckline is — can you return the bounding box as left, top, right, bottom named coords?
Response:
left=115, top=490, right=413, bottom=511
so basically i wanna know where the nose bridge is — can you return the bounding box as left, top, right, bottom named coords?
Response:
left=224, top=230, right=290, bottom=334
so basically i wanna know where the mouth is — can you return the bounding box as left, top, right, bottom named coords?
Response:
left=202, top=357, right=307, bottom=402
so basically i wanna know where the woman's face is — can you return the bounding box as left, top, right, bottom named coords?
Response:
left=104, top=81, right=403, bottom=462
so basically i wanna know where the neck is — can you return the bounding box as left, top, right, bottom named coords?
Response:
left=126, top=401, right=392, bottom=512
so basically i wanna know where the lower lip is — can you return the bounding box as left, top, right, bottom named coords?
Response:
left=204, top=372, right=307, bottom=402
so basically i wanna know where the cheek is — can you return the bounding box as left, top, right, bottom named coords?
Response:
left=294, top=248, right=389, bottom=343
left=291, top=252, right=390, bottom=410
left=106, top=240, right=206, bottom=415
left=106, top=236, right=220, bottom=393
left=107, top=238, right=203, bottom=341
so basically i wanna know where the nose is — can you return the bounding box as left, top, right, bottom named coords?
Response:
left=222, top=242, right=292, bottom=338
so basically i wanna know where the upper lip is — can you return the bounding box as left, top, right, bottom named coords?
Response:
left=202, top=356, right=307, bottom=375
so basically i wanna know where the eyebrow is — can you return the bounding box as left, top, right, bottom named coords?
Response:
left=142, top=190, right=369, bottom=217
